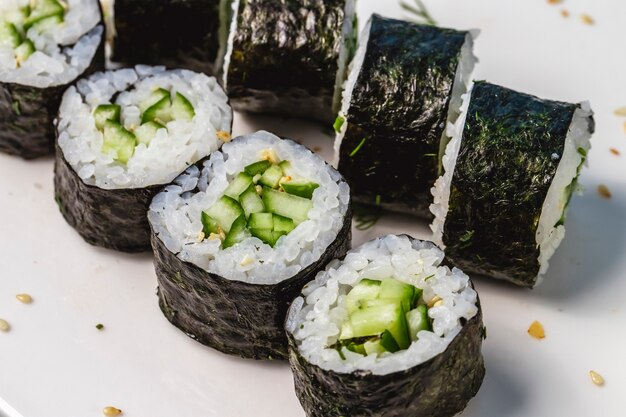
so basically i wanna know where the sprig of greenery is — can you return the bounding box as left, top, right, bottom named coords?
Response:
left=353, top=203, right=384, bottom=231
left=400, top=0, right=437, bottom=26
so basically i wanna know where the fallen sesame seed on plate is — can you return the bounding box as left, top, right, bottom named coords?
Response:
left=528, top=321, right=545, bottom=339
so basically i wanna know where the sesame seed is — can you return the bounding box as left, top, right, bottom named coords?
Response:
left=96, top=323, right=105, bottom=330
left=427, top=295, right=442, bottom=308
left=589, top=370, right=605, bottom=386
left=614, top=107, right=626, bottom=117
left=528, top=320, right=545, bottom=339
left=103, top=406, right=122, bottom=416
left=610, top=148, right=620, bottom=156
left=0, top=319, right=10, bottom=332
left=598, top=184, right=612, bottom=199
left=16, top=293, right=33, bottom=304
left=560, top=9, right=570, bottom=18
left=547, top=0, right=562, bottom=4
left=216, top=131, right=232, bottom=142
left=580, top=14, right=594, bottom=25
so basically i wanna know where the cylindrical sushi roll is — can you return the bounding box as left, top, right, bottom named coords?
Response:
left=430, top=81, right=595, bottom=288
left=0, top=0, right=104, bottom=159
left=54, top=66, right=232, bottom=252
left=221, top=0, right=358, bottom=123
left=148, top=131, right=352, bottom=359
left=333, top=15, right=477, bottom=217
left=111, top=0, right=221, bottom=74
left=286, top=234, right=485, bottom=417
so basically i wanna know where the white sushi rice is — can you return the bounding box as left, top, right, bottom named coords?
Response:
left=221, top=0, right=240, bottom=89
left=148, top=131, right=350, bottom=285
left=57, top=66, right=232, bottom=189
left=286, top=235, right=478, bottom=375
left=0, top=0, right=102, bottom=88
left=331, top=0, right=357, bottom=113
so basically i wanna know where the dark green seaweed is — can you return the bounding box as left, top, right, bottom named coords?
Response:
left=113, top=0, right=221, bottom=73
left=0, top=25, right=105, bottom=159
left=338, top=15, right=469, bottom=217
left=151, top=157, right=352, bottom=360
left=287, top=239, right=485, bottom=417
left=443, top=81, right=594, bottom=287
left=224, top=0, right=352, bottom=123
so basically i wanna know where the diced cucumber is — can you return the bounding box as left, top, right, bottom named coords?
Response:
left=248, top=212, right=273, bottom=229
left=278, top=160, right=295, bottom=177
left=360, top=298, right=399, bottom=309
left=244, top=160, right=272, bottom=176
left=345, top=279, right=381, bottom=314
left=135, top=121, right=165, bottom=145
left=259, top=164, right=283, bottom=188
left=380, top=329, right=400, bottom=353
left=281, top=180, right=319, bottom=199
left=379, top=278, right=415, bottom=312
left=14, top=39, right=35, bottom=65
left=349, top=302, right=410, bottom=350
left=239, top=185, right=265, bottom=218
left=139, top=88, right=170, bottom=113
left=406, top=304, right=430, bottom=341
left=102, top=120, right=136, bottom=164
left=364, top=339, right=386, bottom=356
left=345, top=341, right=366, bottom=356
left=262, top=188, right=312, bottom=224
left=201, top=212, right=221, bottom=235
left=223, top=215, right=250, bottom=249
left=171, top=92, right=195, bottom=121
left=333, top=115, right=345, bottom=133
left=0, top=23, right=22, bottom=48
left=93, top=104, right=121, bottom=131
left=250, top=228, right=284, bottom=247
left=272, top=214, right=295, bottom=234
left=204, top=196, right=244, bottom=233
left=24, top=0, right=65, bottom=30
left=141, top=95, right=172, bottom=125
left=30, top=13, right=63, bottom=32
left=223, top=173, right=253, bottom=199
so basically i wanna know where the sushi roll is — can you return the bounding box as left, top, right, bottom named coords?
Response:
left=286, top=234, right=485, bottom=417
left=54, top=66, right=232, bottom=252
left=430, top=81, right=594, bottom=287
left=334, top=15, right=477, bottom=216
left=148, top=131, right=352, bottom=359
left=111, top=0, right=222, bottom=74
left=0, top=0, right=104, bottom=159
left=221, top=0, right=358, bottom=123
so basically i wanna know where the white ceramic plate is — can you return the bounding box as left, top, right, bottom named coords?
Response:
left=1, top=0, right=625, bottom=416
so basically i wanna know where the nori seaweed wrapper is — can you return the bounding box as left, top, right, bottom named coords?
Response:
left=338, top=15, right=468, bottom=217
left=224, top=0, right=352, bottom=123
left=150, top=161, right=353, bottom=360
left=287, top=283, right=485, bottom=417
left=54, top=143, right=164, bottom=252
left=0, top=26, right=105, bottom=159
left=443, top=81, right=588, bottom=287
left=112, top=0, right=221, bottom=73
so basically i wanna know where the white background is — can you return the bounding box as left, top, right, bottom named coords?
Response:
left=1, top=0, right=625, bottom=416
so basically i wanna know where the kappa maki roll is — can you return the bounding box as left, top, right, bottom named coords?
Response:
left=54, top=66, right=232, bottom=252
left=111, top=0, right=222, bottom=74
left=148, top=131, right=352, bottom=359
left=286, top=234, right=485, bottom=417
left=430, top=81, right=594, bottom=287
left=0, top=0, right=104, bottom=159
left=334, top=15, right=477, bottom=216
left=221, top=0, right=357, bottom=123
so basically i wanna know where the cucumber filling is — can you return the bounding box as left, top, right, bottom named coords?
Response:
left=201, top=152, right=320, bottom=248
left=332, top=278, right=432, bottom=358
left=93, top=89, right=196, bottom=164
left=0, top=0, right=67, bottom=66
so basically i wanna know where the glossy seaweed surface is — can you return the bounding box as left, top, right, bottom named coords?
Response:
left=113, top=0, right=221, bottom=73
left=443, top=81, right=586, bottom=287
left=226, top=0, right=349, bottom=123
left=0, top=25, right=105, bottom=159
left=338, top=15, right=467, bottom=217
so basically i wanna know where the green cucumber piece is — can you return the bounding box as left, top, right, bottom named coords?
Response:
left=204, top=196, right=244, bottom=233
left=224, top=173, right=254, bottom=199
left=281, top=180, right=319, bottom=199
left=244, top=160, right=272, bottom=176
left=349, top=302, right=410, bottom=350
left=135, top=121, right=165, bottom=145
left=363, top=339, right=386, bottom=356
left=171, top=92, right=195, bottom=121
left=248, top=212, right=273, bottom=229
left=102, top=120, right=136, bottom=164
left=259, top=164, right=283, bottom=188
left=333, top=115, right=345, bottom=133
left=24, top=0, right=65, bottom=30
left=262, top=188, right=312, bottom=224
left=0, top=23, right=22, bottom=48
left=272, top=214, right=295, bottom=234
left=406, top=304, right=430, bottom=341
left=379, top=278, right=415, bottom=312
left=345, top=279, right=381, bottom=314
left=223, top=215, right=250, bottom=249
left=278, top=160, right=296, bottom=177
left=250, top=228, right=284, bottom=247
left=93, top=104, right=121, bottom=131
left=239, top=185, right=265, bottom=218
left=139, top=88, right=170, bottom=113
left=345, top=341, right=366, bottom=356
left=380, top=329, right=401, bottom=353
left=14, top=39, right=35, bottom=65
left=141, top=95, right=172, bottom=125
left=201, top=212, right=221, bottom=235
left=29, top=13, right=63, bottom=31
